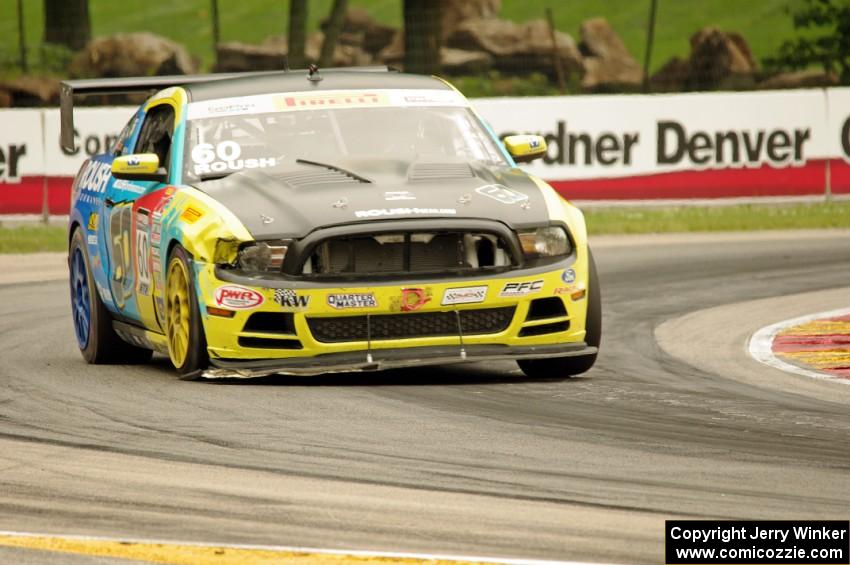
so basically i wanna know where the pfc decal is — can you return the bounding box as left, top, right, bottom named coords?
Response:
left=475, top=184, right=529, bottom=205
left=354, top=207, right=457, bottom=218
left=87, top=212, right=99, bottom=231
left=327, top=293, right=377, bottom=309
left=274, top=288, right=309, bottom=309
left=135, top=211, right=152, bottom=296
left=442, top=286, right=488, bottom=306
left=180, top=207, right=203, bottom=224
left=562, top=268, right=576, bottom=284
left=87, top=234, right=98, bottom=246
left=500, top=280, right=544, bottom=297
left=392, top=287, right=432, bottom=312
left=214, top=285, right=264, bottom=309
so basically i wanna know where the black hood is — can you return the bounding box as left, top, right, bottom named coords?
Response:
left=194, top=158, right=552, bottom=240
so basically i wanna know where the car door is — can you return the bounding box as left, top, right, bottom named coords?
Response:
left=103, top=102, right=177, bottom=328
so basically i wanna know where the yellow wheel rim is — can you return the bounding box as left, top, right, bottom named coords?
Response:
left=165, top=256, right=191, bottom=368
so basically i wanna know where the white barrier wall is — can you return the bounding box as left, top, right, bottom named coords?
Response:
left=475, top=90, right=830, bottom=180
left=1, top=88, right=849, bottom=214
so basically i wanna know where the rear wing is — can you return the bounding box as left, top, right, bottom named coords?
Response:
left=59, top=66, right=395, bottom=153
left=59, top=72, right=275, bottom=153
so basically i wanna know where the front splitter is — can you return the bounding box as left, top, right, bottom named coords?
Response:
left=202, top=342, right=595, bottom=379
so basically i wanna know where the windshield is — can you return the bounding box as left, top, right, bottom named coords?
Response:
left=183, top=104, right=508, bottom=181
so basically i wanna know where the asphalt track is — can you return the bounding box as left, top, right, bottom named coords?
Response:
left=1, top=231, right=849, bottom=564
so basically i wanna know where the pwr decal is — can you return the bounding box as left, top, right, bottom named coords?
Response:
left=214, top=285, right=264, bottom=309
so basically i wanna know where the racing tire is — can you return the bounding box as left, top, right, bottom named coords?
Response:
left=69, top=227, right=153, bottom=364
left=165, top=245, right=209, bottom=379
left=517, top=247, right=601, bottom=378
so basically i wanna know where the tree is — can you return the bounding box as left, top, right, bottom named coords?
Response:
left=288, top=0, right=308, bottom=68
left=44, top=0, right=91, bottom=51
left=764, top=0, right=850, bottom=83
left=403, top=0, right=443, bottom=75
left=319, top=0, right=348, bottom=67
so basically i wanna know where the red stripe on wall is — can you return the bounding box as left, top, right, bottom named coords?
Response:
left=549, top=160, right=828, bottom=200
left=825, top=159, right=850, bottom=194
left=0, top=177, right=72, bottom=215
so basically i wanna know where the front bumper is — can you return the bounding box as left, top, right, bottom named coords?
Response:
left=203, top=342, right=596, bottom=378
left=192, top=254, right=591, bottom=376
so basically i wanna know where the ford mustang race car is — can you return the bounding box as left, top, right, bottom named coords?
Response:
left=63, top=67, right=600, bottom=379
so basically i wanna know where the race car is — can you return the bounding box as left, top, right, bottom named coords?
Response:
left=63, top=67, right=600, bottom=379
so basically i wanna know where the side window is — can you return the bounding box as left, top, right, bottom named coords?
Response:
left=111, top=114, right=139, bottom=157
left=135, top=105, right=176, bottom=173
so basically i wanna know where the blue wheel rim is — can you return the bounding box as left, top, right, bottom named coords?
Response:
left=71, top=246, right=91, bottom=349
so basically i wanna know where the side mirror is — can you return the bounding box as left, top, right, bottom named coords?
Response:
left=111, top=154, right=167, bottom=182
left=503, top=135, right=548, bottom=163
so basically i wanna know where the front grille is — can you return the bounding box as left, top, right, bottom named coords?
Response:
left=302, top=231, right=514, bottom=276
left=308, top=306, right=516, bottom=343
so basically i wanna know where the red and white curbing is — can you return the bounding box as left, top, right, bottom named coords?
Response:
left=749, top=307, right=850, bottom=384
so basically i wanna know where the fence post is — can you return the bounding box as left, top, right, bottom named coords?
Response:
left=211, top=0, right=220, bottom=63
left=17, top=0, right=28, bottom=73
left=642, top=0, right=658, bottom=92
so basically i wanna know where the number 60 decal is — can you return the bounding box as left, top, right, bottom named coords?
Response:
left=191, top=140, right=241, bottom=164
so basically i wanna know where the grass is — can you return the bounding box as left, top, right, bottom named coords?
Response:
left=2, top=201, right=849, bottom=253
left=584, top=201, right=850, bottom=234
left=0, top=225, right=66, bottom=254
left=0, top=0, right=811, bottom=77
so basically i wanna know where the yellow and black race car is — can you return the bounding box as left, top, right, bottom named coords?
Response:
left=64, top=67, right=600, bottom=379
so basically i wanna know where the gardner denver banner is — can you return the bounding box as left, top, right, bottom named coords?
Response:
left=2, top=88, right=850, bottom=214
left=476, top=89, right=835, bottom=199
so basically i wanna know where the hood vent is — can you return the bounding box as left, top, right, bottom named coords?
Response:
left=408, top=162, right=474, bottom=183
left=276, top=169, right=366, bottom=188
left=277, top=159, right=371, bottom=188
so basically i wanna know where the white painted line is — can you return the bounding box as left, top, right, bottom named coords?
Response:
left=0, top=529, right=620, bottom=565
left=748, top=307, right=850, bottom=385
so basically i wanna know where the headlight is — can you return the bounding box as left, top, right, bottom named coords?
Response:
left=518, top=227, right=571, bottom=259
left=236, top=240, right=290, bottom=272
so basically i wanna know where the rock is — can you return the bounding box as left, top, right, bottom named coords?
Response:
left=579, top=17, right=642, bottom=89
left=447, top=18, right=582, bottom=77
left=377, top=32, right=404, bottom=66
left=649, top=56, right=689, bottom=91
left=441, top=48, right=493, bottom=74
left=687, top=27, right=756, bottom=90
left=758, top=70, right=839, bottom=89
left=448, top=18, right=523, bottom=56
left=321, top=7, right=396, bottom=55
left=0, top=75, right=61, bottom=106
left=214, top=42, right=287, bottom=72
left=228, top=32, right=373, bottom=70
left=70, top=32, right=197, bottom=78
left=442, top=0, right=501, bottom=39
left=305, top=32, right=374, bottom=67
